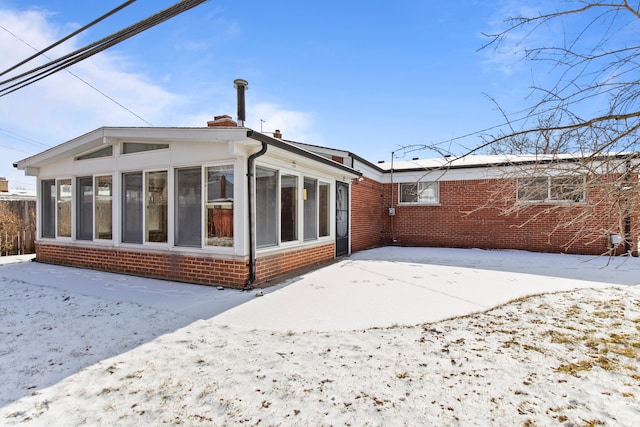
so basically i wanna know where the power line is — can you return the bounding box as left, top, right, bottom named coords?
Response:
left=0, top=127, right=50, bottom=150
left=0, top=25, right=154, bottom=126
left=0, top=0, right=137, bottom=78
left=0, top=0, right=207, bottom=97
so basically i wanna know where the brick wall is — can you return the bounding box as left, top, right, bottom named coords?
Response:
left=255, top=242, right=335, bottom=283
left=35, top=242, right=250, bottom=287
left=379, top=178, right=636, bottom=255
left=350, top=177, right=384, bottom=251
left=35, top=241, right=337, bottom=288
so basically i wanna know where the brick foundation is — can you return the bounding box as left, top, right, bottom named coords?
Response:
left=255, top=242, right=335, bottom=283
left=35, top=241, right=337, bottom=288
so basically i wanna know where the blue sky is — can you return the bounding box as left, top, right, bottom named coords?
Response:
left=0, top=0, right=553, bottom=190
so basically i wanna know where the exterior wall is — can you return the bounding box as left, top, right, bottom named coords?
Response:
left=350, top=176, right=384, bottom=251
left=35, top=241, right=249, bottom=287
left=255, top=242, right=335, bottom=283
left=24, top=128, right=359, bottom=288
left=35, top=241, right=337, bottom=288
left=381, top=177, right=635, bottom=255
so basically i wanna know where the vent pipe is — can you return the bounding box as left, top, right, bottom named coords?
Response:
left=233, top=78, right=249, bottom=126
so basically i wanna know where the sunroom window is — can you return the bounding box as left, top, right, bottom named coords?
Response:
left=57, top=179, right=72, bottom=238
left=95, top=176, right=113, bottom=240
left=121, top=142, right=169, bottom=155
left=122, top=172, right=143, bottom=243
left=205, top=165, right=234, bottom=247
left=256, top=167, right=278, bottom=248
left=145, top=171, right=168, bottom=243
left=304, top=178, right=317, bottom=241
left=281, top=174, right=298, bottom=242
left=319, top=182, right=330, bottom=237
left=75, top=145, right=113, bottom=160
left=76, top=176, right=93, bottom=240
left=41, top=180, right=56, bottom=238
left=175, top=167, right=202, bottom=247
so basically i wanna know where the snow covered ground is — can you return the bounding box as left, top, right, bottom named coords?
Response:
left=1, top=247, right=639, bottom=426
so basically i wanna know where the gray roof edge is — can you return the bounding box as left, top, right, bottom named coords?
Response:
left=246, top=130, right=362, bottom=177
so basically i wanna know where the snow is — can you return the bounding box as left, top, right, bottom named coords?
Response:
left=1, top=247, right=639, bottom=426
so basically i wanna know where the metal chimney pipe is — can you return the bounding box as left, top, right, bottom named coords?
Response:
left=233, top=78, right=249, bottom=126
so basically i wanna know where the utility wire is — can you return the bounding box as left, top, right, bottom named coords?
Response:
left=0, top=0, right=206, bottom=97
left=0, top=22, right=153, bottom=126
left=0, top=0, right=137, bottom=78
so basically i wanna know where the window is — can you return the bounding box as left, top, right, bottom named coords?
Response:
left=122, top=142, right=169, bottom=154
left=175, top=167, right=202, bottom=247
left=95, top=176, right=112, bottom=240
left=57, top=179, right=72, bottom=237
left=517, top=177, right=548, bottom=202
left=399, top=182, right=439, bottom=204
left=517, top=177, right=585, bottom=202
left=122, top=172, right=143, bottom=243
left=76, top=176, right=93, bottom=240
left=304, top=178, right=317, bottom=240
left=145, top=171, right=168, bottom=243
left=75, top=145, right=113, bottom=160
left=256, top=167, right=278, bottom=248
left=551, top=177, right=585, bottom=202
left=319, top=182, right=330, bottom=237
left=206, top=165, right=234, bottom=247
left=281, top=174, right=298, bottom=242
left=41, top=180, right=55, bottom=238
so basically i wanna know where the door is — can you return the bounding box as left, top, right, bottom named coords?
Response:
left=335, top=181, right=349, bottom=256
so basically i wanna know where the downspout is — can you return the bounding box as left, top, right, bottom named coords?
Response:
left=246, top=139, right=268, bottom=288
left=624, top=158, right=632, bottom=253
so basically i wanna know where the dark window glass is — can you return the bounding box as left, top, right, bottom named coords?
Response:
left=175, top=167, right=202, bottom=247
left=122, top=172, right=143, bottom=243
left=41, top=180, right=55, bottom=238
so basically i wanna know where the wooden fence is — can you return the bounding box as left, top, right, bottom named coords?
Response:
left=0, top=198, right=36, bottom=256
left=1, top=228, right=35, bottom=256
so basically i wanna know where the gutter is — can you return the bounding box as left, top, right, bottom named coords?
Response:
left=246, top=130, right=361, bottom=177
left=243, top=129, right=361, bottom=287
left=245, top=139, right=268, bottom=287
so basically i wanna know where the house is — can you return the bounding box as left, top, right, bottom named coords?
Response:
left=14, top=81, right=638, bottom=288
left=14, top=106, right=360, bottom=288
left=290, top=143, right=638, bottom=256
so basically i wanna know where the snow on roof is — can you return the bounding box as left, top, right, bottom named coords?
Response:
left=0, top=188, right=36, bottom=200
left=376, top=152, right=631, bottom=171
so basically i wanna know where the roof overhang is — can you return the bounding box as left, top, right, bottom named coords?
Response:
left=246, top=130, right=361, bottom=178
left=13, top=126, right=248, bottom=171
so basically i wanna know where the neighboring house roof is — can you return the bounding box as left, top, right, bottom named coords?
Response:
left=0, top=189, right=36, bottom=201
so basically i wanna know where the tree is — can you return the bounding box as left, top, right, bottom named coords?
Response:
left=478, top=1, right=640, bottom=254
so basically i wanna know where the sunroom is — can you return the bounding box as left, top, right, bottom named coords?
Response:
left=14, top=124, right=360, bottom=288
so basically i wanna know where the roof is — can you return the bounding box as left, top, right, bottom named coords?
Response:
left=376, top=152, right=637, bottom=172
left=0, top=189, right=36, bottom=201
left=13, top=126, right=361, bottom=178
left=246, top=131, right=361, bottom=177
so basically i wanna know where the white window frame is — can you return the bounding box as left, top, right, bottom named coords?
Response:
left=204, top=163, right=235, bottom=248
left=398, top=181, right=440, bottom=205
left=517, top=176, right=586, bottom=203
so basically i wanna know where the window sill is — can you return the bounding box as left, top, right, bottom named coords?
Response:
left=397, top=202, right=441, bottom=207
left=516, top=200, right=587, bottom=206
